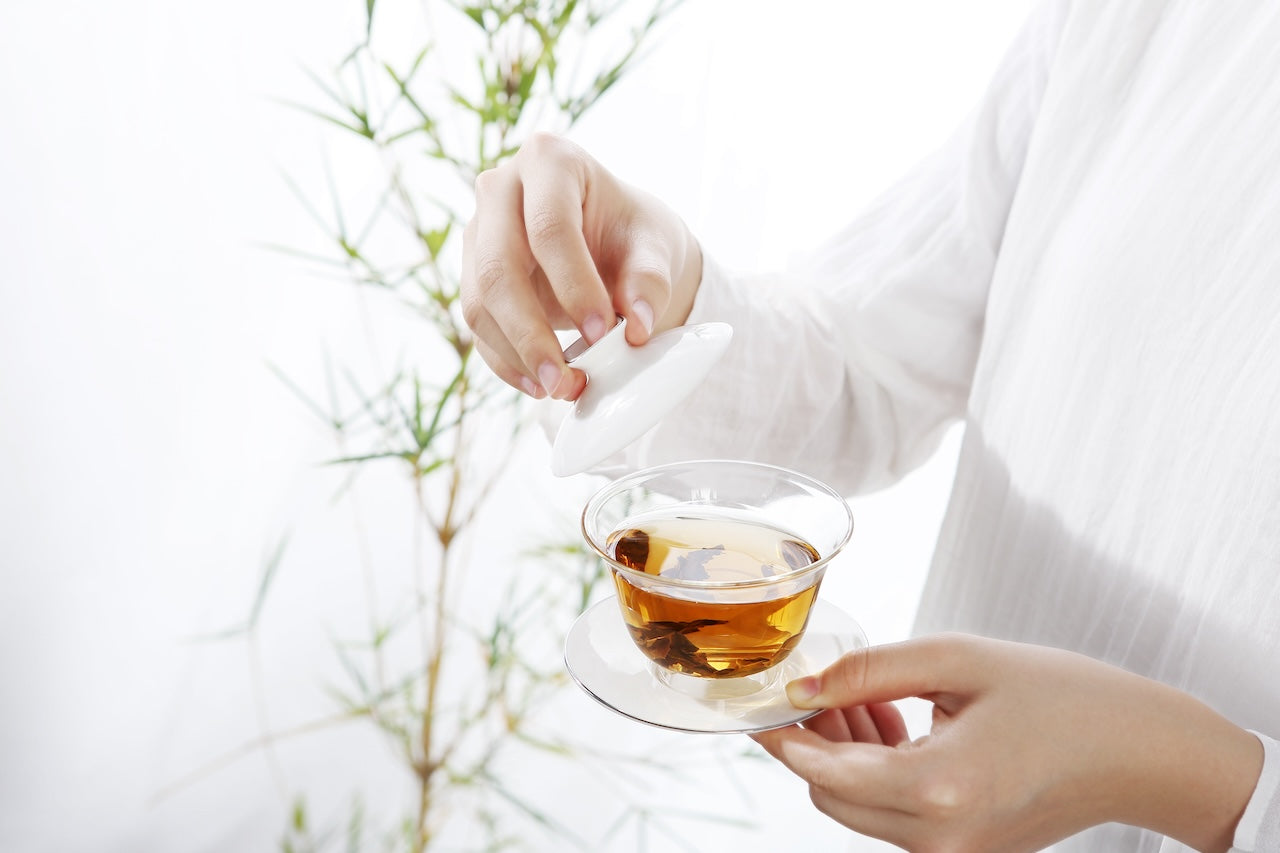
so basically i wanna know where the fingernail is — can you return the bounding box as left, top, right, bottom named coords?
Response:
left=582, top=313, right=608, bottom=344
left=632, top=299, right=654, bottom=336
left=785, top=676, right=820, bottom=706
left=537, top=361, right=563, bottom=397
left=519, top=376, right=544, bottom=399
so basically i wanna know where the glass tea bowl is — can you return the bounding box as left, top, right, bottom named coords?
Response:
left=580, top=459, right=855, bottom=700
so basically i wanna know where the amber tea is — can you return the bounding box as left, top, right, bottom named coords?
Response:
left=607, top=513, right=823, bottom=678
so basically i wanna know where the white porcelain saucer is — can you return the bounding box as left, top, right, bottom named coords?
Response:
left=550, top=318, right=732, bottom=477
left=563, top=597, right=868, bottom=734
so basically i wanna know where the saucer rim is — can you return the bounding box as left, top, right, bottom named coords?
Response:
left=563, top=596, right=867, bottom=734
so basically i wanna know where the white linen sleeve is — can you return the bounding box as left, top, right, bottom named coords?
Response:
left=622, top=0, right=1073, bottom=496
left=1231, top=731, right=1280, bottom=853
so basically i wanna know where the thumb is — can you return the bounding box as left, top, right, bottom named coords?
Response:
left=786, top=633, right=984, bottom=710
left=613, top=239, right=676, bottom=346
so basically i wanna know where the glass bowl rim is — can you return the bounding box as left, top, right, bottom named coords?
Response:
left=580, top=458, right=854, bottom=591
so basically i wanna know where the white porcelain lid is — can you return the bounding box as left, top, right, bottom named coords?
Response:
left=550, top=318, right=733, bottom=477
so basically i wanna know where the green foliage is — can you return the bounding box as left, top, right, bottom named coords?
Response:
left=255, top=2, right=704, bottom=852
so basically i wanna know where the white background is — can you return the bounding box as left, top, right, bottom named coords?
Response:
left=0, top=1, right=1032, bottom=850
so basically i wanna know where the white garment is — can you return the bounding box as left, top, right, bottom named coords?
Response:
left=626, top=0, right=1280, bottom=849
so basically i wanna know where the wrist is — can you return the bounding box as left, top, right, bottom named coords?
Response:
left=657, top=225, right=702, bottom=334
left=1109, top=680, right=1263, bottom=851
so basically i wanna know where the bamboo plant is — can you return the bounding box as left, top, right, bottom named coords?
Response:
left=242, top=1, right=758, bottom=851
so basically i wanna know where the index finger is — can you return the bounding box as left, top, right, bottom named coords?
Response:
left=470, top=169, right=578, bottom=398
left=518, top=153, right=614, bottom=341
left=786, top=633, right=990, bottom=711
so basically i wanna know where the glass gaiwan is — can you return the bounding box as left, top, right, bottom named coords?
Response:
left=565, top=454, right=865, bottom=733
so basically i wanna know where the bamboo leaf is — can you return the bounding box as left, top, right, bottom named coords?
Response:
left=345, top=794, right=365, bottom=853
left=248, top=533, right=290, bottom=630
left=411, top=374, right=424, bottom=443
left=448, top=87, right=482, bottom=115
left=382, top=59, right=435, bottom=128
left=408, top=45, right=430, bottom=76
left=485, top=779, right=590, bottom=849
left=462, top=5, right=487, bottom=29
left=422, top=365, right=466, bottom=449
left=553, top=0, right=579, bottom=30
left=423, top=223, right=450, bottom=260
left=418, top=456, right=448, bottom=477
left=266, top=361, right=338, bottom=428
left=511, top=730, right=575, bottom=757
left=277, top=169, right=335, bottom=238
left=254, top=242, right=351, bottom=270
left=323, top=450, right=418, bottom=466
left=279, top=99, right=369, bottom=137
left=300, top=65, right=348, bottom=112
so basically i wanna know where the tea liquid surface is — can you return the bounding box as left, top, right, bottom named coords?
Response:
left=606, top=514, right=821, bottom=678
